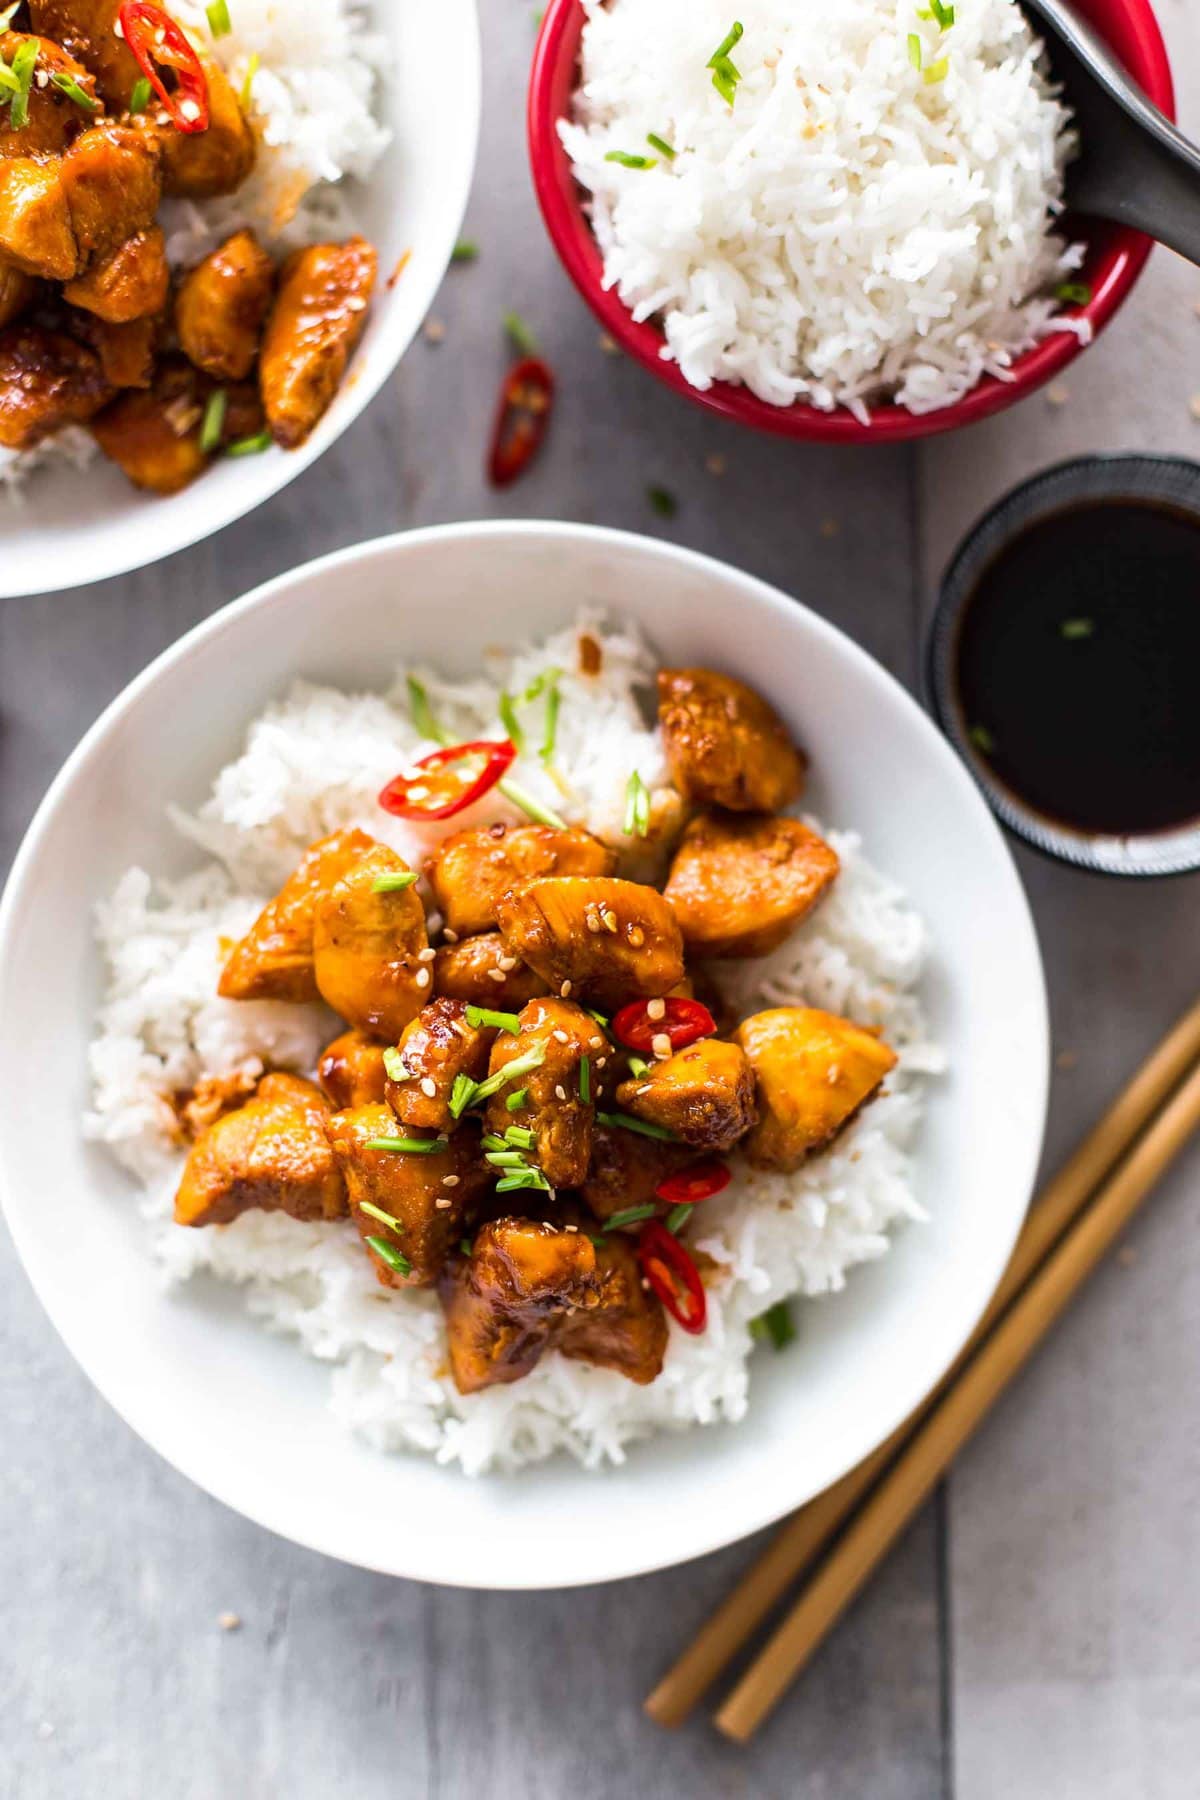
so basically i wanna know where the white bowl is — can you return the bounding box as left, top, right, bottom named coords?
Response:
left=0, top=523, right=1048, bottom=1589
left=0, top=3, right=481, bottom=600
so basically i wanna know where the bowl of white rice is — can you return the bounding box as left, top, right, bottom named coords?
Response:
left=530, top=0, right=1173, bottom=439
left=0, top=0, right=481, bottom=598
left=0, top=521, right=1048, bottom=1587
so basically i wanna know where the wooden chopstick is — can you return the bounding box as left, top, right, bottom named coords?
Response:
left=714, top=1048, right=1200, bottom=1742
left=644, top=994, right=1200, bottom=1729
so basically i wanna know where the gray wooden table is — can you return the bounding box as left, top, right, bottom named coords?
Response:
left=4, top=6, right=1199, bottom=1795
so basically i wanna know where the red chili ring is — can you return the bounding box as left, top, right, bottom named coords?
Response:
left=379, top=738, right=516, bottom=822
left=119, top=2, right=211, bottom=134
left=613, top=996, right=717, bottom=1055
left=489, top=356, right=555, bottom=487
left=654, top=1159, right=731, bottom=1207
left=637, top=1220, right=707, bottom=1335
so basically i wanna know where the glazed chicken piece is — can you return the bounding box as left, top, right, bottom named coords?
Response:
left=560, top=1229, right=667, bottom=1385
left=496, top=876, right=685, bottom=1013
left=438, top=1218, right=599, bottom=1395
left=159, top=51, right=256, bottom=199
left=60, top=121, right=162, bottom=269
left=326, top=1105, right=485, bottom=1289
left=426, top=822, right=616, bottom=940
left=219, top=829, right=376, bottom=1004
left=615, top=1039, right=757, bottom=1152
left=259, top=237, right=377, bottom=449
left=174, top=1072, right=346, bottom=1228
left=733, top=1007, right=898, bottom=1170
left=0, top=33, right=100, bottom=158
left=0, top=157, right=76, bottom=279
left=657, top=668, right=807, bottom=813
left=388, top=997, right=496, bottom=1134
left=580, top=1122, right=691, bottom=1226
left=28, top=1, right=143, bottom=109
left=484, top=997, right=608, bottom=1189
left=69, top=306, right=159, bottom=386
left=175, top=228, right=275, bottom=381
left=90, top=354, right=212, bottom=492
left=316, top=1029, right=389, bottom=1111
left=0, top=321, right=111, bottom=448
left=432, top=932, right=548, bottom=1009
left=312, top=844, right=431, bottom=1041
left=0, top=260, right=35, bottom=330
left=64, top=224, right=169, bottom=322
left=664, top=813, right=841, bottom=959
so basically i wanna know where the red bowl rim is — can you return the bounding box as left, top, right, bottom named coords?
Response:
left=528, top=0, right=1176, bottom=443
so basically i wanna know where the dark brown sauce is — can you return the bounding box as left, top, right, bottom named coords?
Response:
left=954, top=499, right=1200, bottom=837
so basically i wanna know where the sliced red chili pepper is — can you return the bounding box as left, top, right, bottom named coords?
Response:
left=613, top=997, right=717, bottom=1055
left=488, top=356, right=554, bottom=487
left=119, top=2, right=210, bottom=134
left=378, top=739, right=516, bottom=822
left=654, top=1159, right=731, bottom=1206
left=638, top=1221, right=707, bottom=1335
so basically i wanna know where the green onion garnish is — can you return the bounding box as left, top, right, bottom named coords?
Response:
left=907, top=32, right=922, bottom=70
left=0, top=63, right=18, bottom=97
left=626, top=1054, right=650, bottom=1079
left=481, top=1134, right=508, bottom=1153
left=406, top=674, right=449, bottom=745
left=471, top=1041, right=547, bottom=1103
left=968, top=724, right=995, bottom=754
left=709, top=20, right=745, bottom=62
left=499, top=776, right=567, bottom=832
left=460, top=1238, right=473, bottom=1256
left=371, top=870, right=418, bottom=894
left=505, top=1087, right=528, bottom=1113
left=539, top=672, right=561, bottom=763
left=596, top=1109, right=678, bottom=1143
left=1060, top=617, right=1095, bottom=640
left=922, top=56, right=949, bottom=83
left=200, top=390, right=227, bottom=453
left=605, top=150, right=657, bottom=170
left=465, top=1005, right=521, bottom=1033
left=1055, top=282, right=1092, bottom=306
left=498, top=690, right=525, bottom=751
left=50, top=70, right=100, bottom=111
left=665, top=1203, right=693, bottom=1234
left=602, top=1203, right=657, bottom=1231
left=382, top=1048, right=409, bottom=1083
left=365, top=1136, right=443, bottom=1155
left=496, top=1168, right=553, bottom=1193
left=522, top=667, right=560, bottom=704
left=624, top=770, right=651, bottom=839
left=451, top=239, right=479, bottom=262
left=587, top=1009, right=610, bottom=1030
left=919, top=0, right=955, bottom=23
left=579, top=1055, right=591, bottom=1104
left=359, top=1200, right=406, bottom=1237
left=0, top=4, right=21, bottom=31
left=365, top=1236, right=412, bottom=1276
left=647, top=485, right=677, bottom=518
left=505, top=1125, right=535, bottom=1149
left=485, top=1150, right=528, bottom=1168
left=448, top=1073, right=478, bottom=1119
left=707, top=20, right=744, bottom=105
left=240, top=50, right=259, bottom=110
left=128, top=75, right=152, bottom=115
left=749, top=1300, right=796, bottom=1351
left=646, top=132, right=677, bottom=160
left=225, top=431, right=273, bottom=458
left=8, top=40, right=37, bottom=129
left=405, top=671, right=566, bottom=828
left=504, top=310, right=539, bottom=355
left=206, top=0, right=232, bottom=37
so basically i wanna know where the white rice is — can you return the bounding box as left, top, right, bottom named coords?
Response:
left=1, top=0, right=389, bottom=496
left=85, top=617, right=944, bottom=1475
left=559, top=0, right=1087, bottom=420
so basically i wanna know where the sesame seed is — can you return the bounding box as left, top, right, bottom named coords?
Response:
left=652, top=1033, right=672, bottom=1059
left=420, top=1077, right=437, bottom=1098
left=486, top=967, right=507, bottom=983
left=218, top=1612, right=242, bottom=1632
left=496, top=955, right=518, bottom=971
left=565, top=1223, right=578, bottom=1233
left=628, top=926, right=645, bottom=948
left=599, top=333, right=618, bottom=354
left=415, top=967, right=431, bottom=989
left=596, top=1057, right=607, bottom=1069
left=589, top=1036, right=604, bottom=1050
left=646, top=998, right=666, bottom=1021
left=552, top=1029, right=570, bottom=1044
left=156, top=110, right=171, bottom=126
left=560, top=980, right=573, bottom=997
left=603, top=910, right=618, bottom=933
left=442, top=928, right=459, bottom=943
left=434, top=1197, right=452, bottom=1210
left=35, top=69, right=49, bottom=87
left=417, top=947, right=436, bottom=963
left=554, top=1084, right=568, bottom=1101
left=407, top=784, right=430, bottom=801
left=442, top=1174, right=460, bottom=1187
left=424, top=315, right=445, bottom=341
left=178, top=98, right=201, bottom=122
left=585, top=909, right=602, bottom=934
left=1047, top=383, right=1069, bottom=408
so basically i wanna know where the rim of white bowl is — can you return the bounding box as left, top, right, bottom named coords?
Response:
left=0, top=522, right=1050, bottom=1586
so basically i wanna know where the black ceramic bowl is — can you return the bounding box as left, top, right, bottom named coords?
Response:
left=927, top=454, right=1200, bottom=877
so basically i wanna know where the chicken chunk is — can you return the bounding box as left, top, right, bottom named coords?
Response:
left=173, top=1064, right=261, bottom=1141
left=160, top=53, right=256, bottom=199
left=28, top=2, right=142, bottom=109
left=733, top=1007, right=898, bottom=1170
left=0, top=321, right=111, bottom=448
left=657, top=668, right=807, bottom=813
left=63, top=224, right=168, bottom=322
left=0, top=157, right=75, bottom=279
left=312, top=845, right=431, bottom=1041
left=259, top=237, right=377, bottom=449
left=664, top=813, right=840, bottom=959
left=438, top=1219, right=599, bottom=1395
left=615, top=1039, right=757, bottom=1152
left=387, top=997, right=495, bottom=1133
left=484, top=998, right=607, bottom=1189
left=326, top=1105, right=485, bottom=1289
left=426, top=822, right=616, bottom=940
left=175, top=228, right=275, bottom=381
left=60, top=122, right=161, bottom=267
left=90, top=355, right=212, bottom=492
left=174, top=1072, right=346, bottom=1228
left=560, top=1229, right=667, bottom=1385
left=68, top=306, right=159, bottom=387
left=496, top=877, right=685, bottom=1013
left=0, top=259, right=34, bottom=330
left=432, top=932, right=548, bottom=1009
left=219, top=829, right=376, bottom=1004
left=580, top=1122, right=691, bottom=1225
left=0, top=33, right=100, bottom=158
left=316, top=1030, right=388, bottom=1111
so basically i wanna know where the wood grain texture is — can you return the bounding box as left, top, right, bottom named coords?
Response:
left=0, top=0, right=1197, bottom=1793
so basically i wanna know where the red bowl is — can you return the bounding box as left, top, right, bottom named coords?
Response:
left=529, top=0, right=1175, bottom=443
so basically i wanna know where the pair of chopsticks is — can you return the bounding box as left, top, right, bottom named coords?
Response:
left=646, top=994, right=1200, bottom=1742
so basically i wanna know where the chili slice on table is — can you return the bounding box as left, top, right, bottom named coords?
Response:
left=378, top=738, right=516, bottom=822
left=654, top=1158, right=731, bottom=1206
left=118, top=1, right=211, bottom=134
left=488, top=356, right=554, bottom=487
left=638, top=1221, right=707, bottom=1335
left=612, top=996, right=717, bottom=1054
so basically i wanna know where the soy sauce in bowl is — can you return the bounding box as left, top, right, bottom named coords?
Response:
left=929, top=457, right=1200, bottom=877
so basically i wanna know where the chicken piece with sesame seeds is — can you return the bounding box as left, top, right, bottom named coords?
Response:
left=664, top=812, right=840, bottom=959
left=317, top=1030, right=389, bottom=1112
left=312, top=844, right=431, bottom=1042
left=426, top=821, right=616, bottom=938
left=615, top=1039, right=757, bottom=1152
left=174, top=1073, right=346, bottom=1228
left=657, top=668, right=807, bottom=813
left=175, top=228, right=276, bottom=381
left=560, top=1228, right=667, bottom=1385
left=0, top=32, right=100, bottom=159
left=387, top=997, right=496, bottom=1133
left=438, top=1218, right=600, bottom=1394
left=433, top=930, right=550, bottom=1009
left=580, top=1122, right=692, bottom=1225
left=733, top=1008, right=897, bottom=1171
left=495, top=876, right=684, bottom=1012
left=326, top=1105, right=487, bottom=1289
left=259, top=237, right=377, bottom=449
left=219, top=829, right=376, bottom=1004
left=483, top=997, right=605, bottom=1189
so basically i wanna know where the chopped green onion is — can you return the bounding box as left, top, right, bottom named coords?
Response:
left=225, top=431, right=273, bottom=458
left=199, top=390, right=227, bottom=453
left=923, top=56, right=949, bottom=83
left=968, top=724, right=995, bottom=755
left=485, top=1150, right=528, bottom=1168
left=365, top=1236, right=412, bottom=1276
left=460, top=1238, right=473, bottom=1256
left=382, top=1048, right=409, bottom=1084
left=496, top=1168, right=552, bottom=1193
left=646, top=132, right=677, bottom=160
left=206, top=0, right=232, bottom=37
left=522, top=667, right=560, bottom=704
left=587, top=1009, right=610, bottom=1030
left=706, top=23, right=744, bottom=105
left=623, top=770, right=651, bottom=838
left=499, top=776, right=567, bottom=831
left=579, top=1055, right=591, bottom=1104
left=371, top=870, right=418, bottom=894
left=647, top=485, right=677, bottom=518
left=604, top=150, right=657, bottom=170
left=498, top=690, right=525, bottom=752
left=907, top=32, right=922, bottom=70
left=8, top=39, right=37, bottom=129
left=602, top=1203, right=657, bottom=1231
left=359, top=1200, right=406, bottom=1237
left=708, top=21, right=745, bottom=63
left=239, top=50, right=259, bottom=110
left=596, top=1109, right=678, bottom=1143
left=505, top=1087, right=528, bottom=1113
left=465, top=1004, right=522, bottom=1034
left=919, top=0, right=955, bottom=23
left=539, top=672, right=561, bottom=763
left=504, top=310, right=539, bottom=355
left=365, top=1136, right=443, bottom=1155
left=451, top=239, right=479, bottom=262
left=128, top=75, right=152, bottom=115
left=0, top=63, right=19, bottom=97
left=665, top=1203, right=693, bottom=1235
left=1055, top=281, right=1092, bottom=306
left=0, top=4, right=21, bottom=32
left=448, top=1073, right=478, bottom=1118
left=1060, top=617, right=1095, bottom=640
left=471, top=1041, right=547, bottom=1104
left=481, top=1135, right=508, bottom=1153
left=626, top=1054, right=650, bottom=1079
left=504, top=1125, right=536, bottom=1149
left=405, top=674, right=449, bottom=746
left=749, top=1300, right=796, bottom=1351
left=50, top=70, right=100, bottom=112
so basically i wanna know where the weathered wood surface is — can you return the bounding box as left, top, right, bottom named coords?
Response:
left=2, top=4, right=1198, bottom=1794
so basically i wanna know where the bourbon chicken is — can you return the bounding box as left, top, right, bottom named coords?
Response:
left=175, top=659, right=905, bottom=1401
left=0, top=1, right=377, bottom=488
